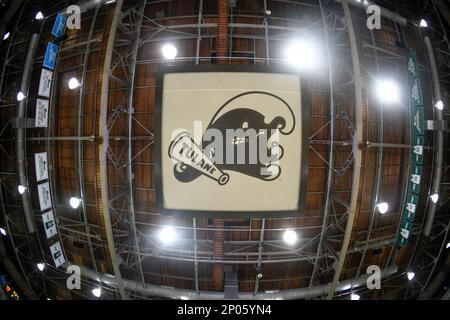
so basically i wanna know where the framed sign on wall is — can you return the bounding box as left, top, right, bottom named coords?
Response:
left=155, top=66, right=308, bottom=218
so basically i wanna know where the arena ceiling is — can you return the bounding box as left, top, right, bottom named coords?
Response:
left=0, top=0, right=449, bottom=300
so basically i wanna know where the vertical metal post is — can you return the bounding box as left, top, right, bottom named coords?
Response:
left=423, top=36, right=444, bottom=237
left=195, top=0, right=203, bottom=65
left=327, top=0, right=363, bottom=299
left=309, top=0, right=335, bottom=287
left=98, top=0, right=128, bottom=300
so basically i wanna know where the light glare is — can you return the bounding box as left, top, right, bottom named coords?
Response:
left=419, top=19, right=428, bottom=28
left=377, top=202, right=389, bottom=214
left=68, top=77, right=80, bottom=90
left=377, top=80, right=400, bottom=104
left=285, top=40, right=318, bottom=70
left=69, top=197, right=81, bottom=209
left=351, top=293, right=360, bottom=300
left=283, top=229, right=297, bottom=245
left=435, top=101, right=444, bottom=111
left=430, top=193, right=439, bottom=204
left=17, top=91, right=25, bottom=101
left=35, top=11, right=44, bottom=20
left=18, top=185, right=26, bottom=195
left=0, top=227, right=6, bottom=236
left=162, top=44, right=177, bottom=60
left=92, top=287, right=102, bottom=297
left=37, top=263, right=45, bottom=271
left=407, top=272, right=415, bottom=281
left=3, top=32, right=10, bottom=40
left=159, top=226, right=176, bottom=244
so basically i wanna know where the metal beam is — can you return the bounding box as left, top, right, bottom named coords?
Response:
left=98, top=0, right=127, bottom=300
left=309, top=0, right=336, bottom=288
left=63, top=262, right=398, bottom=300
left=423, top=36, right=444, bottom=237
left=327, top=0, right=363, bottom=299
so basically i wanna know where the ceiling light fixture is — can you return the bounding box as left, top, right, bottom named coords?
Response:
left=377, top=79, right=401, bottom=104
left=430, top=193, right=439, bottom=204
left=35, top=11, right=44, bottom=20
left=17, top=91, right=25, bottom=101
left=350, top=293, right=360, bottom=300
left=419, top=19, right=428, bottom=28
left=92, top=287, right=102, bottom=298
left=435, top=100, right=444, bottom=111
left=285, top=40, right=319, bottom=70
left=17, top=185, right=27, bottom=195
left=283, top=229, right=297, bottom=245
left=377, top=202, right=389, bottom=214
left=162, top=44, right=177, bottom=60
left=158, top=226, right=176, bottom=244
left=68, top=77, right=80, bottom=90
left=69, top=197, right=82, bottom=209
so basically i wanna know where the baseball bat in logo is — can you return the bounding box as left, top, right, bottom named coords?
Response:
left=169, top=131, right=230, bottom=185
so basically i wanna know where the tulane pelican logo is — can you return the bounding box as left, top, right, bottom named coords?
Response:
left=168, top=91, right=296, bottom=185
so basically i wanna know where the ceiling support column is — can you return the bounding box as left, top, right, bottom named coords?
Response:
left=98, top=0, right=128, bottom=300
left=327, top=0, right=363, bottom=299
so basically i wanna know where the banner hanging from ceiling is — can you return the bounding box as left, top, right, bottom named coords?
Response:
left=397, top=51, right=425, bottom=247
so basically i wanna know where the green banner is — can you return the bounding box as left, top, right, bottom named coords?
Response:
left=397, top=50, right=425, bottom=247
left=412, top=106, right=425, bottom=136
left=402, top=193, right=419, bottom=222
left=410, top=77, right=424, bottom=106
left=408, top=165, right=423, bottom=194
left=407, top=52, right=419, bottom=78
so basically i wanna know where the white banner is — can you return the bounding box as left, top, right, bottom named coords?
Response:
left=34, top=152, right=49, bottom=182
left=35, top=99, right=49, bottom=127
left=38, top=68, right=53, bottom=98
left=37, top=181, right=52, bottom=211
left=42, top=210, right=57, bottom=239
left=50, top=241, right=66, bottom=268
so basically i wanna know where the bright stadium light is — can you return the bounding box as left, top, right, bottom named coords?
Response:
left=69, top=197, right=82, bottom=209
left=283, top=229, right=297, bottom=245
left=162, top=44, right=177, bottom=60
left=285, top=40, right=319, bottom=70
left=92, top=287, right=102, bottom=298
left=351, top=293, right=361, bottom=300
left=377, top=79, right=400, bottom=104
left=35, top=11, right=44, bottom=20
left=446, top=242, right=450, bottom=249
left=377, top=202, right=389, bottom=214
left=419, top=19, right=428, bottom=28
left=435, top=100, right=444, bottom=111
left=3, top=32, right=10, bottom=40
left=68, top=77, right=80, bottom=90
left=16, top=91, right=25, bottom=101
left=37, top=263, right=45, bottom=272
left=0, top=227, right=6, bottom=236
left=430, top=193, right=439, bottom=204
left=407, top=272, right=415, bottom=281
left=158, top=226, right=176, bottom=244
left=17, top=185, right=27, bottom=195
